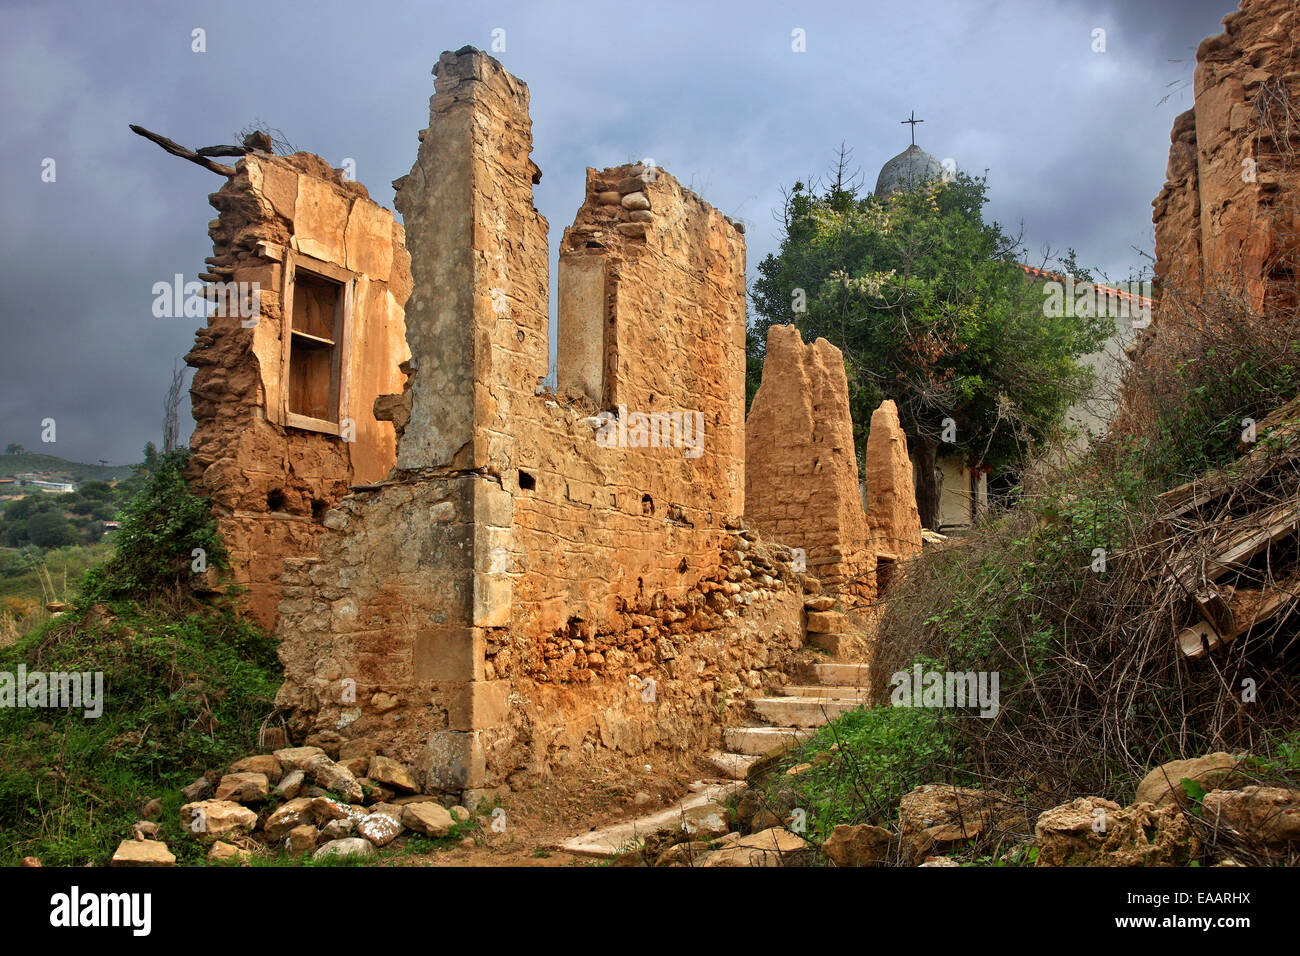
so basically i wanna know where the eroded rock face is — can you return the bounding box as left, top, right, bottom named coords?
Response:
left=1151, top=0, right=1300, bottom=316
left=745, top=324, right=876, bottom=594
left=864, top=400, right=923, bottom=559
left=1034, top=797, right=1200, bottom=867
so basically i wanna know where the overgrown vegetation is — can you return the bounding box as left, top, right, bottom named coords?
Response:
left=0, top=443, right=271, bottom=865
left=82, top=448, right=227, bottom=601
left=749, top=148, right=1111, bottom=525
left=0, top=600, right=280, bottom=865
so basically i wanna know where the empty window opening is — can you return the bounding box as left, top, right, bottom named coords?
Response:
left=267, top=489, right=287, bottom=512
left=311, top=499, right=329, bottom=524
left=519, top=470, right=536, bottom=491
left=641, top=493, right=654, bottom=516
left=288, top=270, right=344, bottom=424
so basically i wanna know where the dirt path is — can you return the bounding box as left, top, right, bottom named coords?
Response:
left=394, top=753, right=714, bottom=867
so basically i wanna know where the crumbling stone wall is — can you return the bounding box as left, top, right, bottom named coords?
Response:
left=1152, top=0, right=1299, bottom=314
left=186, top=151, right=410, bottom=629
left=274, top=48, right=801, bottom=800
left=864, top=399, right=922, bottom=559
left=745, top=325, right=875, bottom=594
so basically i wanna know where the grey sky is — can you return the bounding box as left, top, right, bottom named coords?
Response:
left=0, top=0, right=1235, bottom=464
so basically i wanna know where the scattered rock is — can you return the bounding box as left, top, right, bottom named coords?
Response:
left=307, top=754, right=364, bottom=803
left=230, top=754, right=284, bottom=784
left=312, top=837, right=376, bottom=861
left=699, top=827, right=811, bottom=867
left=321, top=819, right=355, bottom=841
left=1034, top=796, right=1200, bottom=866
left=358, top=811, right=405, bottom=847
left=20, top=857, right=41, bottom=867
left=368, top=754, right=419, bottom=793
left=273, top=745, right=326, bottom=772
left=450, top=806, right=471, bottom=824
left=214, top=772, right=270, bottom=804
left=182, top=776, right=214, bottom=802
left=402, top=801, right=455, bottom=837
left=285, top=825, right=318, bottom=856
left=207, top=841, right=249, bottom=863
left=140, top=798, right=163, bottom=821
left=820, top=823, right=894, bottom=867
left=678, top=803, right=731, bottom=841
left=655, top=840, right=711, bottom=866
left=919, top=856, right=961, bottom=867
left=273, top=769, right=305, bottom=800
left=1200, top=786, right=1300, bottom=855
left=1133, top=753, right=1244, bottom=808
left=179, top=800, right=258, bottom=841
left=898, top=785, right=1021, bottom=860
left=339, top=757, right=370, bottom=778
left=110, top=839, right=175, bottom=867
left=264, top=797, right=316, bottom=841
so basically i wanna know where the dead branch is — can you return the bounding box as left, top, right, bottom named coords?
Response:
left=128, top=124, right=237, bottom=177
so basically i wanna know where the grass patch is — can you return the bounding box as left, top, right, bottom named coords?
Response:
left=0, top=598, right=280, bottom=866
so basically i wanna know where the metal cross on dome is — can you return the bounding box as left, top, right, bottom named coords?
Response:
left=900, top=111, right=924, bottom=146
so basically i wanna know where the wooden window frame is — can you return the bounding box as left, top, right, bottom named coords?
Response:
left=280, top=250, right=354, bottom=436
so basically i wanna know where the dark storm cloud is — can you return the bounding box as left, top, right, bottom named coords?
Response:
left=0, top=0, right=1238, bottom=464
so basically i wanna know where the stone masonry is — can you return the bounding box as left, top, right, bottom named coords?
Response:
left=273, top=48, right=803, bottom=800
left=745, top=325, right=876, bottom=595
left=186, top=150, right=410, bottom=628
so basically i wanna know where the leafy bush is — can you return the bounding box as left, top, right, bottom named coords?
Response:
left=82, top=450, right=226, bottom=600
left=754, top=705, right=954, bottom=844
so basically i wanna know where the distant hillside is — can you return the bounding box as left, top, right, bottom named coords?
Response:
left=0, top=452, right=136, bottom=484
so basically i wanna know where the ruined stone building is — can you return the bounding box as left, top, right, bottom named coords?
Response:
left=186, top=151, right=410, bottom=627
left=178, top=47, right=922, bottom=800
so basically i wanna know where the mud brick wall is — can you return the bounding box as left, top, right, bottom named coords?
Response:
left=186, top=151, right=409, bottom=628
left=744, top=324, right=875, bottom=593
left=1152, top=0, right=1300, bottom=314
left=274, top=47, right=800, bottom=799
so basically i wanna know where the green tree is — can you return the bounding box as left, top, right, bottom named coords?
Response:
left=24, top=511, right=78, bottom=548
left=750, top=168, right=1111, bottom=527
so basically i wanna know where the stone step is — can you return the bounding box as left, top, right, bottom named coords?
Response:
left=555, top=780, right=742, bottom=858
left=723, top=725, right=809, bottom=755
left=751, top=696, right=862, bottom=728
left=810, top=662, right=870, bottom=686
left=777, top=684, right=868, bottom=700
left=701, top=750, right=761, bottom=780
left=809, top=632, right=851, bottom=658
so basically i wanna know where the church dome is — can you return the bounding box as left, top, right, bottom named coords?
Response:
left=874, top=144, right=944, bottom=198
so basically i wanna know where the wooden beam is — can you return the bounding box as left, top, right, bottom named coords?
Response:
left=129, top=124, right=237, bottom=177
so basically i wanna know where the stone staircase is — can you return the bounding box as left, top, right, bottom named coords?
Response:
left=703, top=659, right=871, bottom=779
